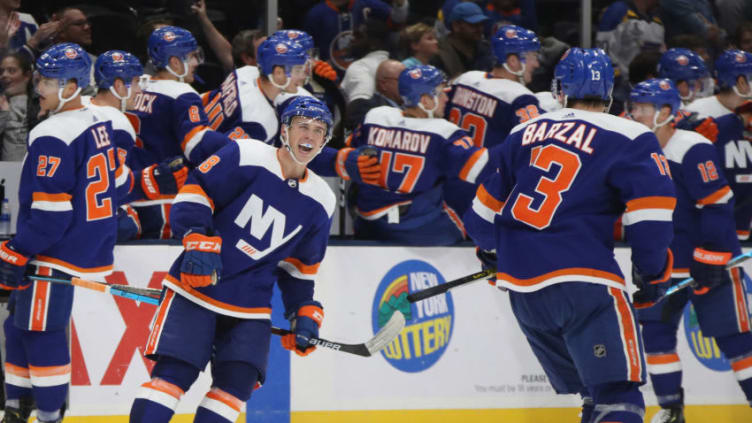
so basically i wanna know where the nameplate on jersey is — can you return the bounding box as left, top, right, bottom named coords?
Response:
left=521, top=121, right=597, bottom=155
left=367, top=127, right=430, bottom=153
left=219, top=72, right=238, bottom=117
left=233, top=194, right=302, bottom=260
left=451, top=86, right=498, bottom=118
left=132, top=92, right=157, bottom=114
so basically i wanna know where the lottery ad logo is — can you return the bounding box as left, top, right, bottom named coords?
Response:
left=372, top=260, right=454, bottom=373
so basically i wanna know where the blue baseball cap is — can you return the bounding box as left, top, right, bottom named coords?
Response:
left=449, top=2, right=489, bottom=26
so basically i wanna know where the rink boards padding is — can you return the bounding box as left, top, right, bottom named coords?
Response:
left=62, top=244, right=752, bottom=422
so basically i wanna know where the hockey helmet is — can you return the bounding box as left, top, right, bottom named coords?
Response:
left=398, top=65, right=446, bottom=107
left=36, top=42, right=92, bottom=88
left=94, top=50, right=143, bottom=89
left=491, top=25, right=540, bottom=64
left=552, top=47, right=614, bottom=101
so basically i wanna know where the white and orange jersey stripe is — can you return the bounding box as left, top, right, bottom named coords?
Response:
left=608, top=287, right=644, bottom=383
left=30, top=256, right=113, bottom=279
left=497, top=267, right=626, bottom=293
left=731, top=354, right=752, bottom=383
left=646, top=352, right=682, bottom=375
left=278, top=257, right=320, bottom=281
left=730, top=268, right=751, bottom=333
left=621, top=196, right=676, bottom=226
left=174, top=183, right=215, bottom=212
left=162, top=276, right=272, bottom=320
left=458, top=148, right=489, bottom=184
left=181, top=125, right=210, bottom=160
left=696, top=185, right=733, bottom=208
left=4, top=363, right=31, bottom=388
left=199, top=387, right=244, bottom=422
left=31, top=192, right=72, bottom=212
left=136, top=377, right=185, bottom=411
left=355, top=200, right=411, bottom=221
left=145, top=289, right=177, bottom=357
left=471, top=183, right=505, bottom=224
left=28, top=363, right=71, bottom=387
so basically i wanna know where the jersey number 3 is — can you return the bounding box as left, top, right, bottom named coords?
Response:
left=511, top=144, right=582, bottom=229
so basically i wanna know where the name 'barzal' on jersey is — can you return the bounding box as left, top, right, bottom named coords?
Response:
left=520, top=119, right=598, bottom=154
left=366, top=126, right=432, bottom=153
left=451, top=85, right=499, bottom=118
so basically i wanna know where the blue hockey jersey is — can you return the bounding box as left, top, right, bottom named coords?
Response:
left=128, top=78, right=230, bottom=170
left=711, top=112, right=752, bottom=240
left=347, top=106, right=491, bottom=225
left=662, top=129, right=739, bottom=277
left=163, top=140, right=335, bottom=318
left=464, top=108, right=676, bottom=292
left=10, top=106, right=126, bottom=277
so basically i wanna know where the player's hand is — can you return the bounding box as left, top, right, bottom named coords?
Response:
left=282, top=300, right=324, bottom=356
left=180, top=230, right=222, bottom=288
left=336, top=146, right=381, bottom=186
left=116, top=206, right=141, bottom=242
left=475, top=247, right=499, bottom=285
left=313, top=60, right=337, bottom=82
left=690, top=247, right=732, bottom=294
left=140, top=156, right=188, bottom=200
left=632, top=249, right=673, bottom=308
left=0, top=241, right=29, bottom=290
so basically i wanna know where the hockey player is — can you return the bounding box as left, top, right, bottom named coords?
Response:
left=463, top=48, right=676, bottom=423
left=346, top=65, right=491, bottom=245
left=130, top=96, right=335, bottom=423
left=128, top=26, right=231, bottom=239
left=0, top=43, right=123, bottom=423
left=684, top=49, right=752, bottom=119
left=201, top=37, right=308, bottom=144
left=657, top=48, right=709, bottom=106
left=629, top=79, right=752, bottom=423
left=444, top=24, right=542, bottom=215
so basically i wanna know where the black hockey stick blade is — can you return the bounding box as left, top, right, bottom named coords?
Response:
left=663, top=250, right=752, bottom=298
left=406, top=268, right=494, bottom=303
left=271, top=310, right=406, bottom=357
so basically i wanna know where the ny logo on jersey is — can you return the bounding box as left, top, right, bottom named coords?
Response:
left=233, top=194, right=302, bottom=260
left=725, top=140, right=752, bottom=168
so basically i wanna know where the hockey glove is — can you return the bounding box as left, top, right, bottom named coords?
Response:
left=282, top=300, right=324, bottom=356
left=180, top=230, right=222, bottom=288
left=336, top=146, right=381, bottom=186
left=0, top=241, right=29, bottom=290
left=632, top=249, right=673, bottom=309
left=313, top=60, right=337, bottom=82
left=116, top=206, right=141, bottom=242
left=140, top=156, right=188, bottom=200
left=690, top=247, right=732, bottom=294
left=476, top=247, right=499, bottom=285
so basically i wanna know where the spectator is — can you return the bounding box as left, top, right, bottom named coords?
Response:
left=0, top=51, right=36, bottom=161
left=668, top=33, right=711, bottom=65
left=484, top=0, right=538, bottom=34
left=716, top=0, right=752, bottom=38
left=433, top=2, right=493, bottom=79
left=596, top=0, right=664, bottom=81
left=628, top=50, right=662, bottom=86
left=732, top=22, right=752, bottom=53
left=400, top=22, right=439, bottom=67
left=659, top=0, right=723, bottom=48
left=191, top=0, right=233, bottom=73
left=344, top=59, right=405, bottom=130
left=232, top=29, right=266, bottom=67
left=341, top=18, right=391, bottom=104
left=53, top=7, right=92, bottom=50
left=0, top=0, right=58, bottom=61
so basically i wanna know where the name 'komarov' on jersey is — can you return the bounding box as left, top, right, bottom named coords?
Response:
left=464, top=108, right=676, bottom=292
left=12, top=106, right=128, bottom=278
left=347, top=106, right=490, bottom=225
left=163, top=140, right=335, bottom=318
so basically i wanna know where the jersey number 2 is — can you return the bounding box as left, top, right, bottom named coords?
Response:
left=86, top=148, right=116, bottom=221
left=511, top=144, right=582, bottom=229
left=448, top=108, right=487, bottom=147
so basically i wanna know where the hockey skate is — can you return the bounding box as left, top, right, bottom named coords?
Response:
left=650, top=406, right=685, bottom=423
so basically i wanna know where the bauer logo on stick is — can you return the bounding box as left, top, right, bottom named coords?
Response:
left=372, top=260, right=454, bottom=372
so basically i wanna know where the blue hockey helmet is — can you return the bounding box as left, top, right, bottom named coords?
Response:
left=256, top=38, right=308, bottom=79
left=36, top=42, right=92, bottom=88
left=553, top=48, right=614, bottom=101
left=398, top=65, right=446, bottom=107
left=94, top=50, right=143, bottom=89
left=491, top=25, right=540, bottom=64
left=629, top=78, right=681, bottom=115
left=658, top=48, right=707, bottom=83
left=715, top=49, right=752, bottom=90
left=148, top=26, right=199, bottom=69
left=281, top=96, right=334, bottom=139
left=270, top=30, right=315, bottom=53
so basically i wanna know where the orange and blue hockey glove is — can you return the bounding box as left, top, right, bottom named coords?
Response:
left=281, top=300, right=324, bottom=356
left=336, top=146, right=381, bottom=186
left=690, top=247, right=732, bottom=294
left=632, top=249, right=673, bottom=308
left=180, top=230, right=222, bottom=288
left=141, top=156, right=188, bottom=200
left=0, top=241, right=29, bottom=290
left=313, top=60, right=337, bottom=82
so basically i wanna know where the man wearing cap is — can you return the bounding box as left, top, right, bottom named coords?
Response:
left=434, top=2, right=493, bottom=78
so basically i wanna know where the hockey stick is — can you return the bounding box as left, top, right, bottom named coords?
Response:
left=663, top=251, right=752, bottom=297
left=27, top=274, right=406, bottom=358
left=406, top=268, right=494, bottom=303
